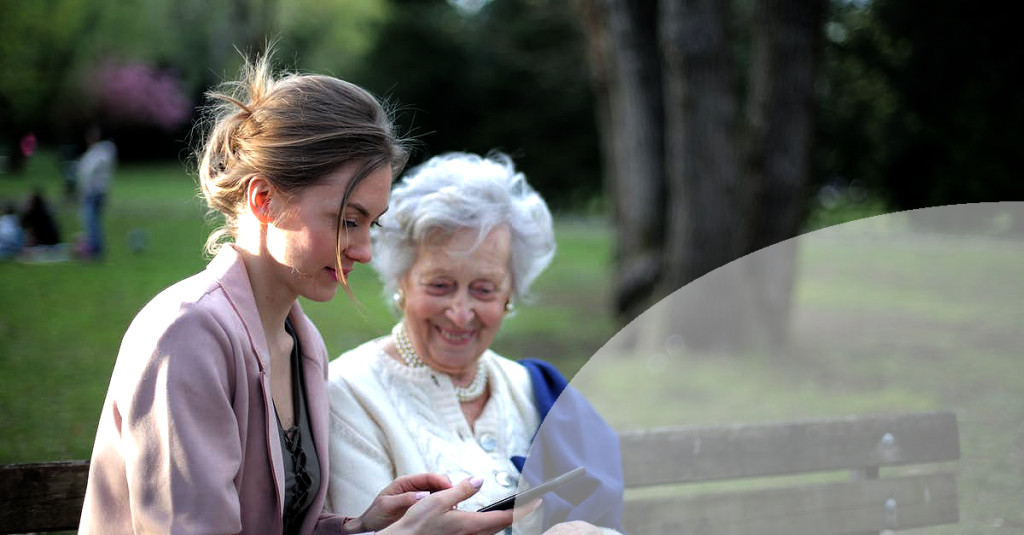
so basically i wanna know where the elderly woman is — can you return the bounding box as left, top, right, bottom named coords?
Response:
left=325, top=152, right=623, bottom=534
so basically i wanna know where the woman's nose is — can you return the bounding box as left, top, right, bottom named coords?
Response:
left=445, top=298, right=475, bottom=327
left=345, top=231, right=372, bottom=264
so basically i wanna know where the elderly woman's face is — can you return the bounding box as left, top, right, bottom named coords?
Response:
left=401, top=225, right=513, bottom=378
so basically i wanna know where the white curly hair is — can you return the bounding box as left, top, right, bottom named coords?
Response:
left=372, top=151, right=556, bottom=309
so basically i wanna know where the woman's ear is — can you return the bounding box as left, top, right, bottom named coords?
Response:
left=246, top=176, right=274, bottom=225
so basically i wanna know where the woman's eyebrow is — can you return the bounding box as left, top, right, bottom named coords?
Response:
left=347, top=202, right=389, bottom=219
left=347, top=203, right=369, bottom=218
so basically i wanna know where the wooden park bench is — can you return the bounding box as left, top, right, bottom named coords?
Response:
left=1, top=460, right=88, bottom=534
left=0, top=410, right=959, bottom=534
left=618, top=410, right=960, bottom=534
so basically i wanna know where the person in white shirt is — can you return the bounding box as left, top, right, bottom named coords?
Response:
left=0, top=201, right=25, bottom=258
left=76, top=124, right=117, bottom=258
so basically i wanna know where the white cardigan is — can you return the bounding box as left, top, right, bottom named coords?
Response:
left=325, top=338, right=541, bottom=528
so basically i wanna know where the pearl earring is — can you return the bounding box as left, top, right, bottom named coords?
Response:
left=393, top=290, right=406, bottom=309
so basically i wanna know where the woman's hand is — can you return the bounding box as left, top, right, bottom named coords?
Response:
left=346, top=473, right=452, bottom=532
left=377, top=476, right=541, bottom=535
left=542, top=520, right=607, bottom=534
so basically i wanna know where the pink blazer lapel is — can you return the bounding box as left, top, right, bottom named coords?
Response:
left=207, top=245, right=286, bottom=514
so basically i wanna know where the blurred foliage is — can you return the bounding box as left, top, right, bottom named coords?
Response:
left=0, top=0, right=386, bottom=161
left=815, top=1, right=903, bottom=204
left=816, top=0, right=1024, bottom=211
left=0, top=1, right=94, bottom=136
left=1, top=0, right=600, bottom=209
left=350, top=0, right=601, bottom=210
left=2, top=0, right=1019, bottom=210
left=276, top=0, right=388, bottom=77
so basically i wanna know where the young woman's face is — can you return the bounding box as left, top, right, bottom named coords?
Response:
left=267, top=162, right=391, bottom=303
left=400, top=226, right=513, bottom=378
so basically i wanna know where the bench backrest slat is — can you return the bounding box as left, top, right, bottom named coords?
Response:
left=619, top=411, right=959, bottom=488
left=0, top=461, right=89, bottom=535
left=622, top=472, right=958, bottom=534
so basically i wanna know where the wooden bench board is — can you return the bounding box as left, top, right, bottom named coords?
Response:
left=0, top=461, right=89, bottom=534
left=622, top=472, right=958, bottom=534
left=619, top=411, right=960, bottom=487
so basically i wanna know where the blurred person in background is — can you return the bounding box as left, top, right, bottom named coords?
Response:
left=76, top=124, right=117, bottom=259
left=0, top=200, right=25, bottom=258
left=326, top=152, right=625, bottom=534
left=20, top=188, right=62, bottom=247
left=79, top=52, right=525, bottom=535
left=11, top=132, right=37, bottom=174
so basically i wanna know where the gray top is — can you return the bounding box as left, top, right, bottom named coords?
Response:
left=279, top=318, right=321, bottom=535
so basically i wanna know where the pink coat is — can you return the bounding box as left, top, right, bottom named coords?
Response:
left=80, top=245, right=348, bottom=534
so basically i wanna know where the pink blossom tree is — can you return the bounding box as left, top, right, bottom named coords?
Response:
left=87, top=60, right=193, bottom=132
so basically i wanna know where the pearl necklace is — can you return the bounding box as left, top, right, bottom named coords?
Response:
left=392, top=321, right=488, bottom=403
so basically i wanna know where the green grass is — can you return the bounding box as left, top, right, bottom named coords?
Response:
left=2, top=152, right=1021, bottom=532
left=1, top=153, right=210, bottom=462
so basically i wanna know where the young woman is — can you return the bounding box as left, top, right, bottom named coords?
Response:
left=79, top=54, right=522, bottom=535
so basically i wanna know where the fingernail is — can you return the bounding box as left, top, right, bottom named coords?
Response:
left=414, top=491, right=429, bottom=500
left=469, top=476, right=484, bottom=489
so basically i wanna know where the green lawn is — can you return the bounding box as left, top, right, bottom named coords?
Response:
left=2, top=153, right=1021, bottom=532
left=1, top=154, right=210, bottom=462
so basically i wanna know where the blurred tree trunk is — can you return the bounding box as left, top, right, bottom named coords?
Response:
left=741, top=0, right=825, bottom=350
left=576, top=0, right=825, bottom=352
left=577, top=0, right=666, bottom=315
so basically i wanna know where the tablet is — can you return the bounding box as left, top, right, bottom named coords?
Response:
left=476, top=466, right=587, bottom=512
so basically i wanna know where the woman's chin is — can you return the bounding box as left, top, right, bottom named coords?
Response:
left=304, top=282, right=340, bottom=303
left=429, top=346, right=484, bottom=372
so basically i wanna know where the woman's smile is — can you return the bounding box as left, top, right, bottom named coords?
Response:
left=435, top=324, right=476, bottom=345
